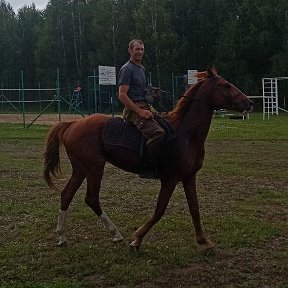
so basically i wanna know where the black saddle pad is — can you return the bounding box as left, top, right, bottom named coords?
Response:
left=102, top=117, right=143, bottom=153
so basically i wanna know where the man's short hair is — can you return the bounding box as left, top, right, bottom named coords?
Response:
left=128, top=39, right=144, bottom=50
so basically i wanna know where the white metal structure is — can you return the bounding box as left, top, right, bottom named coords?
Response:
left=262, top=77, right=288, bottom=120
left=262, top=78, right=278, bottom=119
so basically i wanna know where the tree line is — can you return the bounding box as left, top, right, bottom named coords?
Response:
left=1, top=0, right=288, bottom=99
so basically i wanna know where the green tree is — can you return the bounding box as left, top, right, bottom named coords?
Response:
left=133, top=0, right=180, bottom=87
left=35, top=0, right=91, bottom=88
left=87, top=0, right=141, bottom=72
left=1, top=0, right=287, bottom=104
left=215, top=0, right=287, bottom=94
left=0, top=0, right=19, bottom=86
left=17, top=4, right=43, bottom=87
left=271, top=0, right=288, bottom=76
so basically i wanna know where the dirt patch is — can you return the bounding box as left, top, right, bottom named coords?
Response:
left=0, top=113, right=84, bottom=125
left=134, top=247, right=287, bottom=288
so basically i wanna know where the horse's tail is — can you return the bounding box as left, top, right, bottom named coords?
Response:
left=43, top=121, right=74, bottom=189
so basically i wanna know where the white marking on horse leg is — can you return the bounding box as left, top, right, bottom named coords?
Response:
left=99, top=212, right=123, bottom=242
left=56, top=210, right=68, bottom=246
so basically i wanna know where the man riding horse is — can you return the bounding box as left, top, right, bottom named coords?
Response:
left=118, top=39, right=165, bottom=178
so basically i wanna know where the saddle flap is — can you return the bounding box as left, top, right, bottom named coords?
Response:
left=102, top=117, right=144, bottom=153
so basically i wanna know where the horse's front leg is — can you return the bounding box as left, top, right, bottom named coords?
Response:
left=131, top=179, right=177, bottom=249
left=182, top=175, right=215, bottom=250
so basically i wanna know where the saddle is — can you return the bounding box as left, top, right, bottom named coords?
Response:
left=102, top=116, right=176, bottom=159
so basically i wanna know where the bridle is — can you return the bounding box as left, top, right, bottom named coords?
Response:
left=180, top=75, right=244, bottom=110
left=211, top=77, right=245, bottom=109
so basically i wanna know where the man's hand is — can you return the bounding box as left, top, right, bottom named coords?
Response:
left=138, top=109, right=154, bottom=119
left=118, top=84, right=154, bottom=119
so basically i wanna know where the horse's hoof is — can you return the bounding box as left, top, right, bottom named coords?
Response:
left=56, top=240, right=68, bottom=247
left=130, top=237, right=141, bottom=249
left=198, top=241, right=215, bottom=252
left=130, top=242, right=140, bottom=252
left=113, top=235, right=124, bottom=242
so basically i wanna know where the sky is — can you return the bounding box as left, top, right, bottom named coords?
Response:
left=8, top=0, right=49, bottom=11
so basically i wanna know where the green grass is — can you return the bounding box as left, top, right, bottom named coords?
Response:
left=208, top=112, right=288, bottom=140
left=0, top=123, right=48, bottom=139
left=0, top=112, right=287, bottom=288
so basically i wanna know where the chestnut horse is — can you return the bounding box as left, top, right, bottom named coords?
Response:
left=44, top=67, right=253, bottom=249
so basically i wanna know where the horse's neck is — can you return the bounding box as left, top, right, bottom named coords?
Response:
left=178, top=98, right=213, bottom=142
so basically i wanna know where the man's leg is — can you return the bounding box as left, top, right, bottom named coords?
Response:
left=135, top=118, right=165, bottom=177
left=123, top=105, right=166, bottom=177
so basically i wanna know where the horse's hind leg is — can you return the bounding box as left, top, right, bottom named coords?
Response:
left=56, top=163, right=85, bottom=246
left=85, top=168, right=123, bottom=242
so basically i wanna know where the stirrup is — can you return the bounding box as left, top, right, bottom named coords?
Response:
left=139, top=162, right=158, bottom=179
left=139, top=171, right=158, bottom=179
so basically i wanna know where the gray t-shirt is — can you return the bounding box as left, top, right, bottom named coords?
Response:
left=118, top=60, right=147, bottom=101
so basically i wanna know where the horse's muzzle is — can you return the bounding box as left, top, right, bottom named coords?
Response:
left=241, top=100, right=254, bottom=114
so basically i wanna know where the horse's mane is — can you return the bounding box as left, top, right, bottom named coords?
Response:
left=165, top=71, right=208, bottom=128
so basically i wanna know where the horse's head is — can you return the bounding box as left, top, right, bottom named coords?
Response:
left=202, top=66, right=253, bottom=114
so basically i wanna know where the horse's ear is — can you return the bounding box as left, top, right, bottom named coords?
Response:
left=207, top=65, right=217, bottom=77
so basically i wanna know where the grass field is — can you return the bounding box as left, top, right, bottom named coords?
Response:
left=0, top=113, right=287, bottom=288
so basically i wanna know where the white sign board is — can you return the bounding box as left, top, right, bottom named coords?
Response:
left=187, top=69, right=198, bottom=85
left=99, top=66, right=116, bottom=85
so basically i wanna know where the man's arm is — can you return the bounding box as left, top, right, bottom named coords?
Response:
left=118, top=85, right=153, bottom=119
